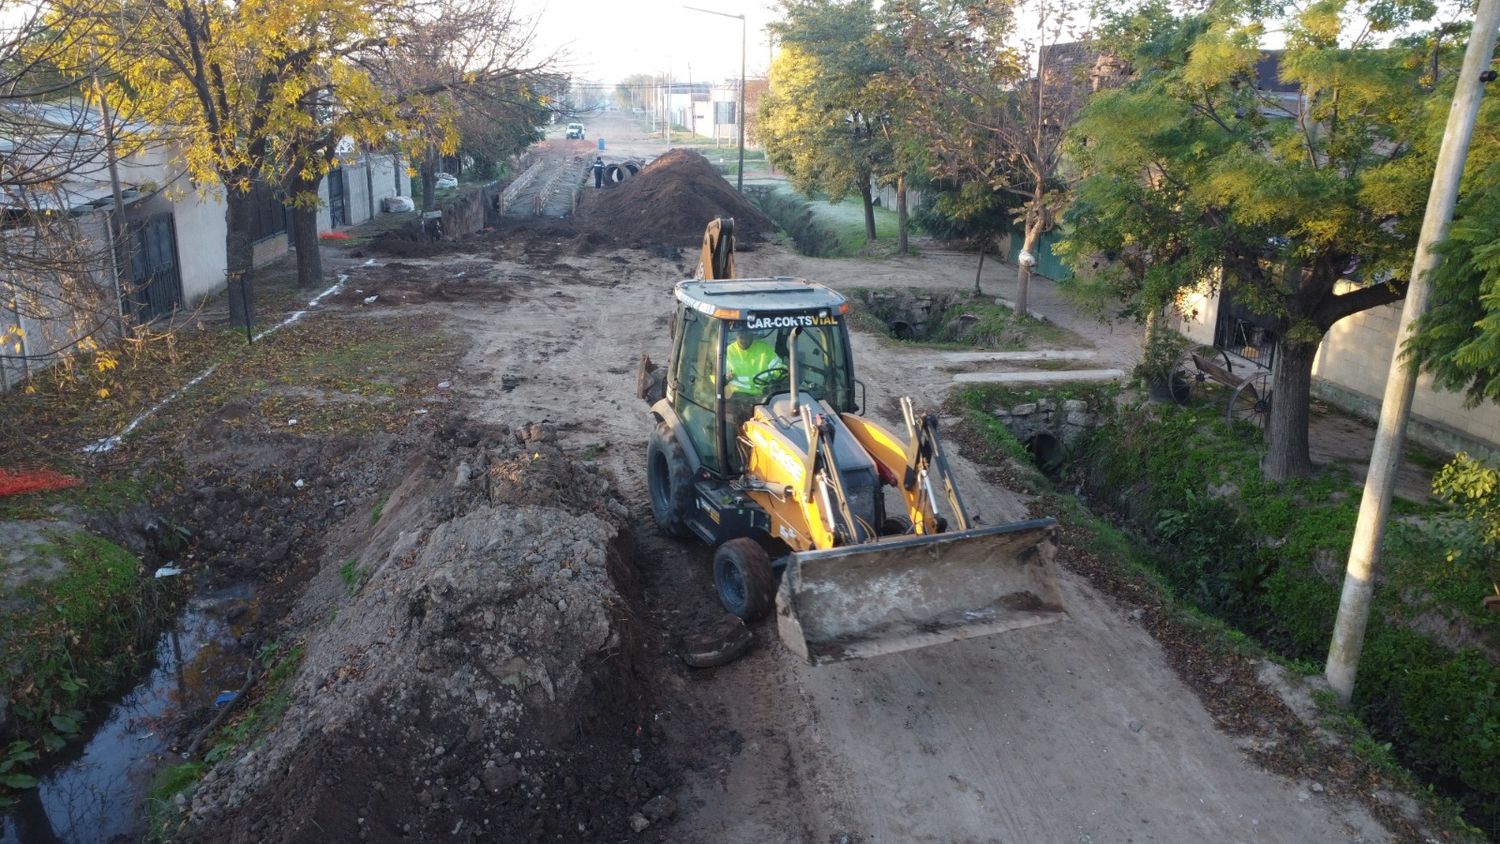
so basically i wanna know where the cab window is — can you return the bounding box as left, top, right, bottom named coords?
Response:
left=672, top=309, right=721, bottom=471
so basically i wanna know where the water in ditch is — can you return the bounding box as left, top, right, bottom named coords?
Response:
left=0, top=585, right=255, bottom=844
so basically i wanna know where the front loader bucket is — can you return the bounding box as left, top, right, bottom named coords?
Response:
left=776, top=519, right=1066, bottom=664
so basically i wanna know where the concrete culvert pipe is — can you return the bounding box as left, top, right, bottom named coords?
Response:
left=623, top=161, right=641, bottom=176
left=889, top=321, right=915, bottom=341
left=1024, top=433, right=1064, bottom=473
left=605, top=164, right=624, bottom=184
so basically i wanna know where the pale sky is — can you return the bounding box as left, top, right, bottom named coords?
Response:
left=516, top=0, right=783, bottom=85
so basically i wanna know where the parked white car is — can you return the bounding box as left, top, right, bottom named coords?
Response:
left=565, top=122, right=585, bottom=139
left=434, top=172, right=458, bottom=190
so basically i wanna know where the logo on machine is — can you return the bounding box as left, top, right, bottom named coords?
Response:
left=740, top=313, right=837, bottom=330
left=747, top=427, right=804, bottom=485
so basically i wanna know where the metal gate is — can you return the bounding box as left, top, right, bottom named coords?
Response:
left=327, top=167, right=347, bottom=229
left=125, top=213, right=183, bottom=324
left=1213, top=290, right=1278, bottom=371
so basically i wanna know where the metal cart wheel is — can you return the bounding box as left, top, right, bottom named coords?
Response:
left=1227, top=372, right=1272, bottom=428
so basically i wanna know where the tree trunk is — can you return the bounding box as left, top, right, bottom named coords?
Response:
left=224, top=189, right=256, bottom=330
left=973, top=240, right=986, bottom=294
left=285, top=170, right=324, bottom=289
left=292, top=204, right=322, bottom=288
left=896, top=173, right=909, bottom=256
left=1263, top=339, right=1318, bottom=481
left=859, top=178, right=876, bottom=242
left=419, top=149, right=440, bottom=213
left=1017, top=217, right=1043, bottom=318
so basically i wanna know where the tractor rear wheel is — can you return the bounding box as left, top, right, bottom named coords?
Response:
left=714, top=538, right=775, bottom=621
left=647, top=420, right=694, bottom=538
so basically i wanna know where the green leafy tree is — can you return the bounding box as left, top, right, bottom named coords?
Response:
left=1408, top=159, right=1500, bottom=603
left=1058, top=0, right=1482, bottom=480
left=761, top=0, right=892, bottom=243
left=887, top=0, right=1090, bottom=310
left=1408, top=163, right=1500, bottom=405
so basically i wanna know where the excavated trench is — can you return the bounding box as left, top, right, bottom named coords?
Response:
left=2, top=408, right=677, bottom=843
left=159, top=423, right=677, bottom=843
left=856, top=289, right=1032, bottom=347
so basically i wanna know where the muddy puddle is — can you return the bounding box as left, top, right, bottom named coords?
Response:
left=0, top=586, right=255, bottom=844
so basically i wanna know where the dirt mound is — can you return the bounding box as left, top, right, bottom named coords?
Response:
left=584, top=148, right=776, bottom=247
left=176, top=440, right=672, bottom=842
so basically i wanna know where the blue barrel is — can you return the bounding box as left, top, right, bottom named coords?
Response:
left=598, top=138, right=605, bottom=151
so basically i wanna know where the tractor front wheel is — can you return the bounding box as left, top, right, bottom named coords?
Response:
left=714, top=538, right=775, bottom=621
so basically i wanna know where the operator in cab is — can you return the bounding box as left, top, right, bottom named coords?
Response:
left=725, top=328, right=784, bottom=400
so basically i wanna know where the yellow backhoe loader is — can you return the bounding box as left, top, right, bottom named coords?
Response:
left=640, top=221, right=1065, bottom=663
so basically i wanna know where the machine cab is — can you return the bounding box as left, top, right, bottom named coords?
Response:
left=666, top=278, right=857, bottom=477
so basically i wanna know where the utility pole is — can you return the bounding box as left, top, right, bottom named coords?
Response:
left=1324, top=0, right=1500, bottom=704
left=684, top=4, right=747, bottom=192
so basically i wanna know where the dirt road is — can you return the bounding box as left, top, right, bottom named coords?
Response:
left=382, top=206, right=1392, bottom=841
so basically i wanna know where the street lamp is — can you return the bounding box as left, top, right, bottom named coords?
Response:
left=683, top=4, right=746, bottom=192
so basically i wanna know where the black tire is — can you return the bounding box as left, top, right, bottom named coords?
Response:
left=881, top=516, right=913, bottom=536
left=647, top=420, right=694, bottom=538
left=714, top=537, right=775, bottom=621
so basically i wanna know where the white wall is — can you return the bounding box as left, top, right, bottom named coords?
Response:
left=317, top=153, right=410, bottom=231
left=1176, top=283, right=1500, bottom=453
left=114, top=143, right=227, bottom=305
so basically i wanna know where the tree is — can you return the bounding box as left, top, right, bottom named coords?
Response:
left=2, top=0, right=146, bottom=386
left=1408, top=162, right=1500, bottom=405
left=60, top=0, right=395, bottom=325
left=616, top=73, right=654, bottom=113
left=1059, top=0, right=1480, bottom=480
left=1407, top=157, right=1500, bottom=603
left=274, top=48, right=395, bottom=288
left=889, top=0, right=1090, bottom=311
left=376, top=0, right=553, bottom=213
left=761, top=0, right=892, bottom=243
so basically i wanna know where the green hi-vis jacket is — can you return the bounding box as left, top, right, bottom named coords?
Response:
left=725, top=338, right=783, bottom=397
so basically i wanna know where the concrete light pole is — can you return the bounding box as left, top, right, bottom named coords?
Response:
left=684, top=4, right=747, bottom=192
left=1324, top=0, right=1500, bottom=704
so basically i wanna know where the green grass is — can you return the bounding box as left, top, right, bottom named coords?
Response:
left=203, top=642, right=305, bottom=765
left=971, top=387, right=1499, bottom=834
left=844, top=287, right=1087, bottom=351
left=338, top=559, right=368, bottom=596
left=0, top=530, right=167, bottom=803
left=370, top=491, right=390, bottom=526
left=149, top=642, right=307, bottom=840
left=144, top=761, right=205, bottom=839
left=750, top=183, right=913, bottom=258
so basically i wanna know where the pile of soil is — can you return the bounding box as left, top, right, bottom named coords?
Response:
left=176, top=430, right=674, bottom=842
left=584, top=149, right=776, bottom=247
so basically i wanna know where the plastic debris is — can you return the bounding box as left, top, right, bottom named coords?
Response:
left=437, top=381, right=452, bottom=389
left=363, top=295, right=379, bottom=305
left=153, top=566, right=185, bottom=578
left=287, top=418, right=299, bottom=426
left=294, top=479, right=306, bottom=489
left=214, top=691, right=238, bottom=708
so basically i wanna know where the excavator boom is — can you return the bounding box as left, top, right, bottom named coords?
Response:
left=696, top=216, right=735, bottom=280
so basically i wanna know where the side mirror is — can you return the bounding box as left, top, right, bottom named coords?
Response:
left=855, top=379, right=868, bottom=415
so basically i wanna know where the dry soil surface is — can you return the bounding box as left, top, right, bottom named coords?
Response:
left=344, top=208, right=1397, bottom=843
